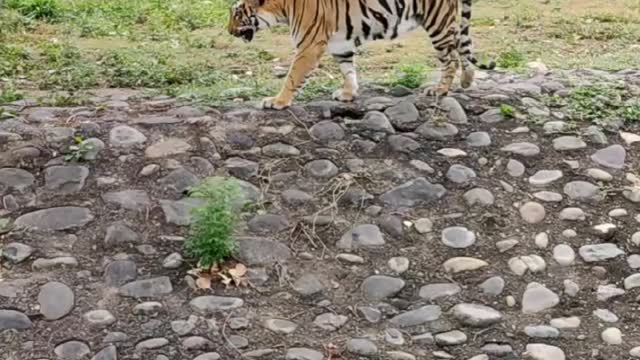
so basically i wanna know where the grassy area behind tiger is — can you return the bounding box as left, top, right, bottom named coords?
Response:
left=1, top=0, right=639, bottom=106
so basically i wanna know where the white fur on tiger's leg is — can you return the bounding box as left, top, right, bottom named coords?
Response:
left=331, top=52, right=359, bottom=102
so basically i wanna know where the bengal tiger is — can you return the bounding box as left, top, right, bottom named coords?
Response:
left=228, top=0, right=495, bottom=110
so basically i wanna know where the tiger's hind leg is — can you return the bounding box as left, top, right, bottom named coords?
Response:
left=331, top=50, right=359, bottom=102
left=423, top=26, right=459, bottom=97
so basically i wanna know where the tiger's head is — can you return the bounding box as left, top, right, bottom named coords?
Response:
left=228, top=0, right=282, bottom=43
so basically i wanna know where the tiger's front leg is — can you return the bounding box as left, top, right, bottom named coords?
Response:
left=261, top=44, right=327, bottom=110
left=332, top=51, right=359, bottom=102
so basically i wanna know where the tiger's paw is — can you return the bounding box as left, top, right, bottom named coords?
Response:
left=332, top=89, right=357, bottom=102
left=423, top=86, right=449, bottom=97
left=461, top=68, right=475, bottom=88
left=259, top=97, right=291, bottom=110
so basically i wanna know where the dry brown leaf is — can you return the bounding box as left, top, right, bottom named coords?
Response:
left=228, top=263, right=247, bottom=277
left=196, top=276, right=212, bottom=289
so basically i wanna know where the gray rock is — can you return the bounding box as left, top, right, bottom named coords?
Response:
left=310, top=121, right=345, bottom=142
left=54, top=340, right=91, bottom=360
left=44, top=165, right=89, bottom=193
left=529, top=170, right=563, bottom=186
left=533, top=191, right=563, bottom=202
left=553, top=136, right=587, bottom=151
left=388, top=257, right=410, bottom=273
left=522, top=283, right=559, bottom=314
left=313, top=313, right=348, bottom=331
left=591, top=145, right=626, bottom=169
left=84, top=310, right=116, bottom=328
left=235, top=237, right=291, bottom=265
left=282, top=189, right=312, bottom=206
left=479, top=276, right=505, bottom=296
left=380, top=178, right=446, bottom=208
left=624, top=274, right=640, bottom=289
left=145, top=138, right=192, bottom=158
left=519, top=202, right=546, bottom=224
left=0, top=310, right=32, bottom=331
left=262, top=143, right=301, bottom=157
left=544, top=121, right=568, bottom=134
left=118, top=277, right=173, bottom=298
left=579, top=243, right=624, bottom=262
left=102, top=190, right=151, bottom=211
left=109, top=125, right=147, bottom=147
left=501, top=142, right=540, bottom=156
left=285, top=348, right=323, bottom=360
left=159, top=198, right=205, bottom=226
left=2, top=242, right=33, bottom=263
left=193, top=353, right=221, bottom=360
left=479, top=108, right=502, bottom=123
left=32, top=256, right=78, bottom=270
left=594, top=309, right=619, bottom=323
left=419, top=283, right=461, bottom=300
left=440, top=97, right=467, bottom=124
left=347, top=339, right=378, bottom=357
left=305, top=159, right=338, bottom=179
left=362, top=275, right=405, bottom=301
left=162, top=252, right=183, bottom=269
left=585, top=125, right=608, bottom=144
left=182, top=336, right=213, bottom=350
left=38, top=282, right=74, bottom=320
left=441, top=226, right=476, bottom=248
left=451, top=304, right=503, bottom=327
left=292, top=273, right=324, bottom=296
left=466, top=132, right=491, bottom=147
left=159, top=167, right=199, bottom=195
left=91, top=345, right=117, bottom=360
left=135, top=338, right=169, bottom=351
left=263, top=318, right=297, bottom=334
left=435, top=330, right=467, bottom=345
left=104, top=260, right=137, bottom=286
left=446, top=164, right=476, bottom=184
left=225, top=157, right=259, bottom=180
left=15, top=207, right=93, bottom=231
left=360, top=111, right=396, bottom=138
left=248, top=214, right=289, bottom=234
left=171, top=318, right=196, bottom=336
left=524, top=344, right=565, bottom=360
left=597, top=285, right=625, bottom=301
left=81, top=138, right=105, bottom=161
left=133, top=302, right=163, bottom=315
left=553, top=244, right=575, bottom=266
left=416, top=122, right=458, bottom=140
left=524, top=325, right=560, bottom=338
left=507, top=159, right=526, bottom=177
left=563, top=181, right=605, bottom=202
left=0, top=168, right=35, bottom=191
left=379, top=215, right=404, bottom=237
left=384, top=328, right=405, bottom=345
left=44, top=127, right=74, bottom=144
left=190, top=296, right=244, bottom=314
left=337, top=224, right=385, bottom=250
left=389, top=305, right=442, bottom=327
left=385, top=102, right=420, bottom=131
left=482, top=343, right=514, bottom=357
left=358, top=306, right=382, bottom=323
left=559, top=207, right=586, bottom=221
left=388, top=135, right=420, bottom=153
left=104, top=222, right=140, bottom=246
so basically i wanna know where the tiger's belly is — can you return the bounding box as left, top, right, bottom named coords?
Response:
left=328, top=16, right=420, bottom=55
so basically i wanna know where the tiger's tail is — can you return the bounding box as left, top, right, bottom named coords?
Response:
left=458, top=0, right=495, bottom=70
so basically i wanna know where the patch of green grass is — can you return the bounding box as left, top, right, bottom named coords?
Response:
left=496, top=48, right=526, bottom=69
left=0, top=87, right=24, bottom=104
left=569, top=84, right=640, bottom=124
left=5, top=0, right=61, bottom=21
left=500, top=104, right=516, bottom=119
left=185, top=177, right=242, bottom=269
left=385, top=64, right=428, bottom=89
left=64, top=136, right=95, bottom=162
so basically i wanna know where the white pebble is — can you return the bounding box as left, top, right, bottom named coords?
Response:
left=601, top=327, right=623, bottom=345
left=534, top=232, right=549, bottom=248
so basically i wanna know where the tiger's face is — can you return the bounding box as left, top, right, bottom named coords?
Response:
left=228, top=0, right=262, bottom=43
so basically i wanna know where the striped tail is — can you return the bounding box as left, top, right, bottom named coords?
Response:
left=458, top=0, right=495, bottom=70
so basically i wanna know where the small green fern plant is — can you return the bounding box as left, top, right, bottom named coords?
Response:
left=185, top=177, right=242, bottom=269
